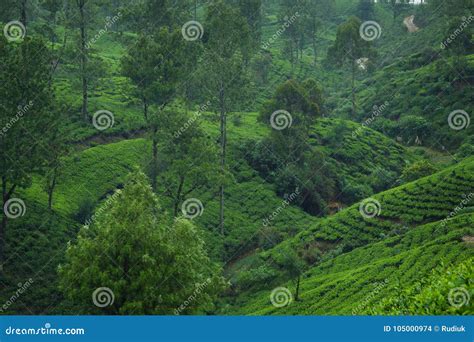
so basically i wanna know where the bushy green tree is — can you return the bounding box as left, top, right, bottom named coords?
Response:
left=122, top=28, right=187, bottom=191
left=327, top=16, right=373, bottom=117
left=234, top=0, right=262, bottom=57
left=156, top=107, right=220, bottom=217
left=274, top=247, right=306, bottom=301
left=278, top=0, right=304, bottom=69
left=59, top=172, right=226, bottom=314
left=400, top=160, right=437, bottom=183
left=0, top=37, right=56, bottom=261
left=260, top=79, right=322, bottom=160
left=298, top=0, right=333, bottom=65
left=260, top=79, right=321, bottom=125
left=198, top=0, right=252, bottom=234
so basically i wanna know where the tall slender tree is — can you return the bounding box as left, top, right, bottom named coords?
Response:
left=199, top=1, right=251, bottom=235
left=59, top=172, right=226, bottom=314
left=122, top=28, right=187, bottom=191
left=327, top=16, right=373, bottom=117
left=155, top=107, right=220, bottom=217
left=0, top=37, right=56, bottom=261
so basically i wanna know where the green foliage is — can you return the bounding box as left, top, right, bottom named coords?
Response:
left=155, top=107, right=220, bottom=216
left=327, top=16, right=372, bottom=66
left=59, top=172, right=226, bottom=314
left=369, top=258, right=473, bottom=315
left=121, top=28, right=187, bottom=119
left=0, top=36, right=55, bottom=189
left=3, top=0, right=473, bottom=317
left=232, top=212, right=473, bottom=315
left=260, top=79, right=321, bottom=125
left=400, top=160, right=437, bottom=183
left=229, top=156, right=474, bottom=309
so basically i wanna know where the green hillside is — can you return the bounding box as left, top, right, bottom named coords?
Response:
left=234, top=212, right=473, bottom=315
left=227, top=157, right=474, bottom=313
left=0, top=0, right=472, bottom=317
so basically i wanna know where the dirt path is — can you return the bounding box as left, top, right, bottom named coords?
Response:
left=403, top=15, right=419, bottom=32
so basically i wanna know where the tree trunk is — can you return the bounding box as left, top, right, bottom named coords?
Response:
left=79, top=0, right=88, bottom=122
left=20, top=0, right=27, bottom=28
left=50, top=30, right=68, bottom=85
left=219, top=82, right=226, bottom=235
left=151, top=126, right=158, bottom=192
left=351, top=59, right=356, bottom=117
left=312, top=36, right=317, bottom=65
left=143, top=98, right=148, bottom=121
left=1, top=178, right=7, bottom=263
left=312, top=17, right=317, bottom=65
left=47, top=167, right=58, bottom=210
left=1, top=177, right=13, bottom=263
left=295, top=275, right=301, bottom=301
left=173, top=176, right=185, bottom=217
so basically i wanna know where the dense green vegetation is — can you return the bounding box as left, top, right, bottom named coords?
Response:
left=226, top=158, right=474, bottom=314
left=0, top=0, right=472, bottom=316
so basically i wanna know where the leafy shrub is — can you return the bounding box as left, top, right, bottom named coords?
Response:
left=73, top=198, right=95, bottom=224
left=236, top=265, right=278, bottom=291
left=400, top=160, right=437, bottom=183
